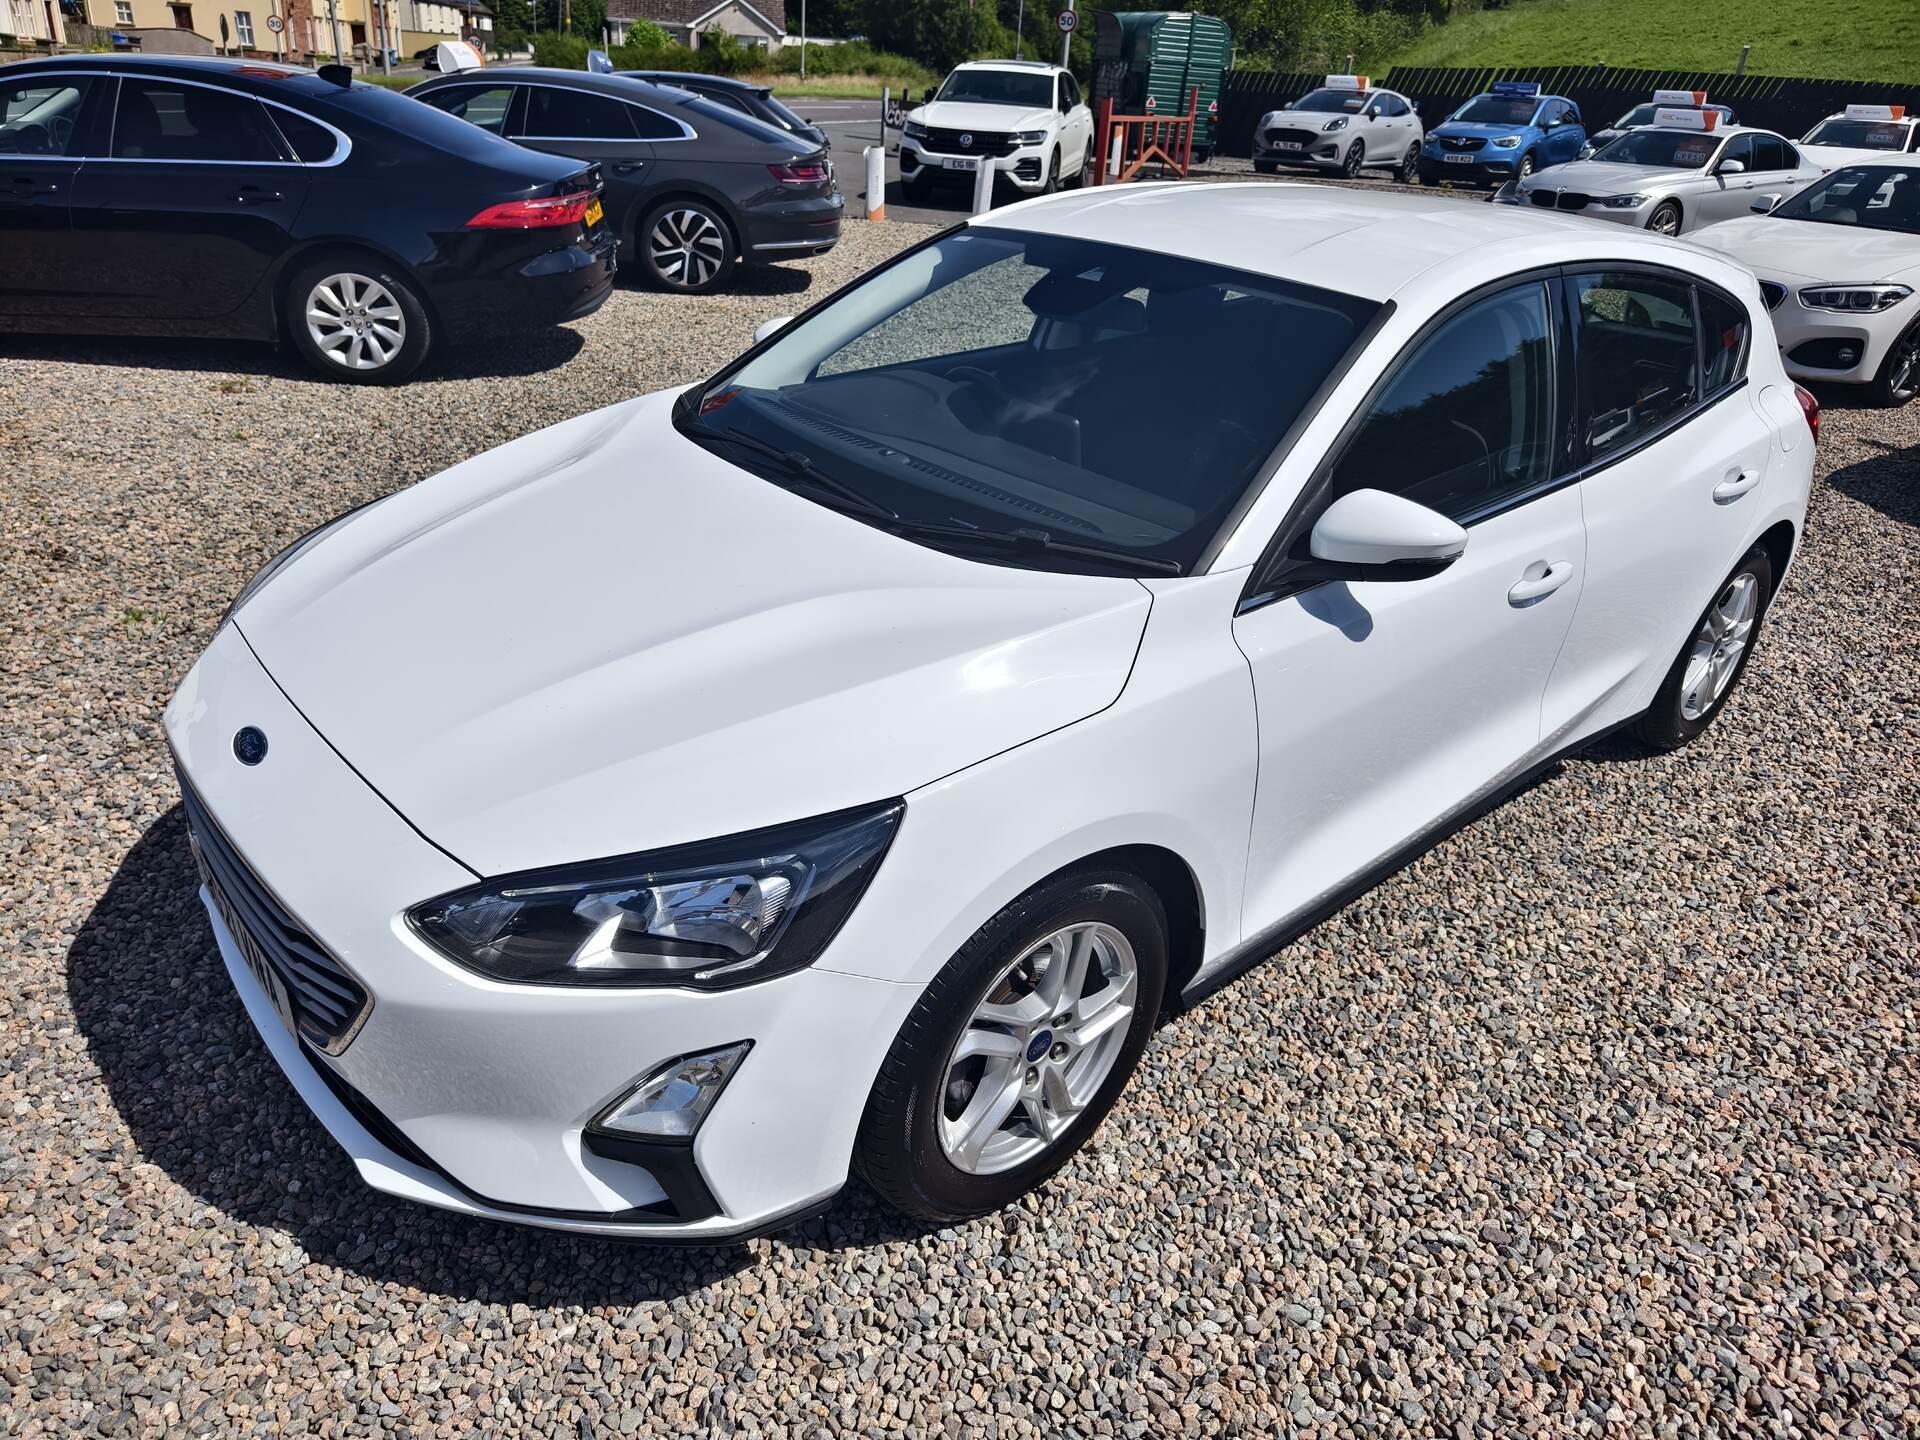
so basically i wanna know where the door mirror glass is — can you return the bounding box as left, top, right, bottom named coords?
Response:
left=1309, top=489, right=1467, bottom=574
left=752, top=315, right=793, bottom=344
left=1751, top=193, right=1783, bottom=214
left=1717, top=158, right=1746, bottom=175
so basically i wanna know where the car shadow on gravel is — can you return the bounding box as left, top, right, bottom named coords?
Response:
left=0, top=328, right=586, bottom=383
left=1823, top=437, right=1920, bottom=528
left=67, top=807, right=941, bottom=1300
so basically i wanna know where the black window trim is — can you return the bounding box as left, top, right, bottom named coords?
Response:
left=419, top=79, right=525, bottom=139
left=499, top=76, right=696, bottom=143
left=1237, top=258, right=1758, bottom=615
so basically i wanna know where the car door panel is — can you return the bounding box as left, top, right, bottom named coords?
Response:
left=1542, top=270, right=1773, bottom=739
left=0, top=73, right=102, bottom=317
left=66, top=76, right=310, bottom=321
left=1234, top=489, right=1585, bottom=934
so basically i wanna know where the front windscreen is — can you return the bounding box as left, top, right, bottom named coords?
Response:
left=936, top=69, right=1052, bottom=108
left=1776, top=165, right=1920, bottom=234
left=1455, top=96, right=1536, bottom=126
left=1803, top=118, right=1911, bottom=151
left=1293, top=87, right=1369, bottom=113
left=678, top=228, right=1379, bottom=576
left=1594, top=128, right=1720, bottom=168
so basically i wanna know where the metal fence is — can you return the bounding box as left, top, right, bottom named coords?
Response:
left=1217, top=64, right=1920, bottom=159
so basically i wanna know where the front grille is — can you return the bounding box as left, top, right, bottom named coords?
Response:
left=921, top=127, right=1017, bottom=157
left=181, top=777, right=371, bottom=1054
left=1760, top=281, right=1788, bottom=311
left=1263, top=126, right=1318, bottom=148
left=1440, top=135, right=1484, bottom=152
left=1530, top=189, right=1591, bottom=211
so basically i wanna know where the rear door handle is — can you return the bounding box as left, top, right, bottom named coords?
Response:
left=611, top=160, right=645, bottom=173
left=1712, top=467, right=1761, bottom=503
left=1508, top=560, right=1574, bottom=605
left=234, top=185, right=285, bottom=205
left=7, top=177, right=58, bottom=196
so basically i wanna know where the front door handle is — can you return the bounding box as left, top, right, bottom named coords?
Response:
left=7, top=177, right=58, bottom=196
left=1712, top=467, right=1761, bottom=503
left=234, top=185, right=285, bottom=205
left=1508, top=560, right=1574, bottom=605
left=611, top=160, right=645, bottom=173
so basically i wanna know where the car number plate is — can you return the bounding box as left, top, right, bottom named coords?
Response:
left=943, top=156, right=978, bottom=171
left=1444, top=153, right=1475, bottom=163
left=1276, top=141, right=1303, bottom=152
left=584, top=198, right=604, bottom=228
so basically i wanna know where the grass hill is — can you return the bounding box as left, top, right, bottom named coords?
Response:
left=1384, top=0, right=1917, bottom=83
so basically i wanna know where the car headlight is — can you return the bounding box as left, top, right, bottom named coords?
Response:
left=220, top=497, right=386, bottom=629
left=903, top=119, right=927, bottom=140
left=1599, top=193, right=1651, bottom=208
left=1492, top=135, right=1522, bottom=149
left=408, top=800, right=904, bottom=989
left=1798, top=284, right=1913, bottom=313
left=1323, top=117, right=1348, bottom=132
left=1014, top=129, right=1049, bottom=145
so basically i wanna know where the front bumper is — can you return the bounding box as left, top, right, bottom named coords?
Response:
left=1517, top=188, right=1656, bottom=226
left=900, top=136, right=1055, bottom=190
left=166, top=624, right=921, bottom=1239
left=1253, top=135, right=1344, bottom=169
left=1419, top=145, right=1526, bottom=184
left=1766, top=291, right=1916, bottom=385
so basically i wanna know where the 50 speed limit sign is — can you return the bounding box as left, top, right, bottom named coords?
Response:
left=1057, top=8, right=1077, bottom=32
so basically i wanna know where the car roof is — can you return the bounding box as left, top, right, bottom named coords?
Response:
left=952, top=60, right=1063, bottom=73
left=974, top=182, right=1683, bottom=304
left=416, top=66, right=693, bottom=106
left=1817, top=109, right=1916, bottom=122
left=0, top=52, right=345, bottom=98
left=622, top=70, right=765, bottom=94
left=1637, top=123, right=1779, bottom=141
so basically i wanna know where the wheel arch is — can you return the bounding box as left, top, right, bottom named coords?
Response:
left=1755, top=518, right=1797, bottom=594
left=269, top=239, right=443, bottom=348
left=629, top=187, right=745, bottom=259
left=1011, top=843, right=1206, bottom=1014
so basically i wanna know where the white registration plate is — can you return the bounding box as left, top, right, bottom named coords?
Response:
left=1275, top=141, right=1303, bottom=152
left=1444, top=153, right=1475, bottom=164
left=942, top=156, right=978, bottom=171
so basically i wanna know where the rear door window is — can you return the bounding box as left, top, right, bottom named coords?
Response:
left=1571, top=271, right=1699, bottom=462
left=1697, top=287, right=1750, bottom=396
left=419, top=84, right=517, bottom=136
left=111, top=78, right=289, bottom=162
left=520, top=86, right=639, bottom=140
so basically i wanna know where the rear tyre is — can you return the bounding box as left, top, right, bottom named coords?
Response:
left=1341, top=139, right=1364, bottom=178
left=284, top=254, right=430, bottom=385
left=1647, top=199, right=1683, bottom=236
left=641, top=198, right=734, bottom=293
left=1397, top=144, right=1419, bottom=183
left=1868, top=320, right=1920, bottom=407
left=855, top=869, right=1169, bottom=1225
left=1631, top=545, right=1775, bottom=751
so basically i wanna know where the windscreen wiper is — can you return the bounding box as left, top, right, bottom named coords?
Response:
left=884, top=520, right=1183, bottom=576
left=685, top=426, right=900, bottom=522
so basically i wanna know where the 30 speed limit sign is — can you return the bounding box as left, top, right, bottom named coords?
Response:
left=1057, top=8, right=1077, bottom=32
left=265, top=12, right=282, bottom=30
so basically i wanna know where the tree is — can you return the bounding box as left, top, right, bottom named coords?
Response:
left=568, top=0, right=607, bottom=42
left=491, top=0, right=533, bottom=50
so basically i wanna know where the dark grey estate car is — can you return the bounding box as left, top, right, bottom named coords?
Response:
left=411, top=68, right=842, bottom=293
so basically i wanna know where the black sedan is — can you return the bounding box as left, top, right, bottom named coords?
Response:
left=618, top=70, right=829, bottom=149
left=0, top=55, right=615, bottom=383
left=412, top=68, right=842, bottom=293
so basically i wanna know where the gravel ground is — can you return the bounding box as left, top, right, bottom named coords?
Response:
left=3, top=210, right=1918, bottom=1439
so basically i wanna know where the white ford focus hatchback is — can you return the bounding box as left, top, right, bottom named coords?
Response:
left=168, top=185, right=1815, bottom=1239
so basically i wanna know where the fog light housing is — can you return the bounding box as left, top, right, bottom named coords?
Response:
left=593, top=1042, right=752, bottom=1142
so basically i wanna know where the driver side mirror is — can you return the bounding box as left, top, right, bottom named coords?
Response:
left=1309, top=489, right=1467, bottom=578
left=752, top=315, right=792, bottom=345
left=1717, top=158, right=1747, bottom=175
left=1751, top=193, right=1783, bottom=214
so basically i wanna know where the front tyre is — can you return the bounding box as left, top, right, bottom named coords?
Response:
left=284, top=255, right=430, bottom=385
left=1631, top=545, right=1775, bottom=751
left=1647, top=198, right=1683, bottom=236
left=855, top=870, right=1169, bottom=1224
left=1868, top=319, right=1920, bottom=407
left=1042, top=145, right=1062, bottom=195
left=1516, top=150, right=1536, bottom=181
left=1341, top=139, right=1364, bottom=178
left=641, top=198, right=734, bottom=293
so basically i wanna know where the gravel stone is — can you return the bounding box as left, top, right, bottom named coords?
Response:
left=3, top=198, right=1917, bottom=1438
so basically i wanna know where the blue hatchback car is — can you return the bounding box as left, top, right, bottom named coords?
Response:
left=1418, top=82, right=1585, bottom=187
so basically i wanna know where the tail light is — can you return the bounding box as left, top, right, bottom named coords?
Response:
left=466, top=190, right=598, bottom=229
left=1794, top=383, right=1820, bottom=445
left=768, top=160, right=829, bottom=186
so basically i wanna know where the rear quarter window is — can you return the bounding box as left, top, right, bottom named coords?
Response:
left=330, top=84, right=550, bottom=163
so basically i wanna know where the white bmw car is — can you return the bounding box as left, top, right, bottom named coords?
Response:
left=1693, top=158, right=1920, bottom=405
left=1516, top=123, right=1821, bottom=234
left=169, top=185, right=1815, bottom=1240
left=1798, top=106, right=1920, bottom=171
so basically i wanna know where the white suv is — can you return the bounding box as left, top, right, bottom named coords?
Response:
left=1253, top=76, right=1424, bottom=180
left=902, top=60, right=1095, bottom=199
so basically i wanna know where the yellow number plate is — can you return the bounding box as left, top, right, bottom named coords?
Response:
left=584, top=198, right=604, bottom=228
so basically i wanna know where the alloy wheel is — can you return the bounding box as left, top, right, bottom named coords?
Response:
left=1886, top=331, right=1919, bottom=403
left=1679, top=572, right=1759, bottom=720
left=1517, top=152, right=1535, bottom=180
left=1342, top=141, right=1363, bottom=178
left=1649, top=201, right=1682, bottom=236
left=649, top=207, right=727, bottom=289
left=938, top=921, right=1139, bottom=1175
left=304, top=272, right=405, bottom=372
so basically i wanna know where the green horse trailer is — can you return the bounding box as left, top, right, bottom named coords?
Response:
left=1091, top=10, right=1232, bottom=162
